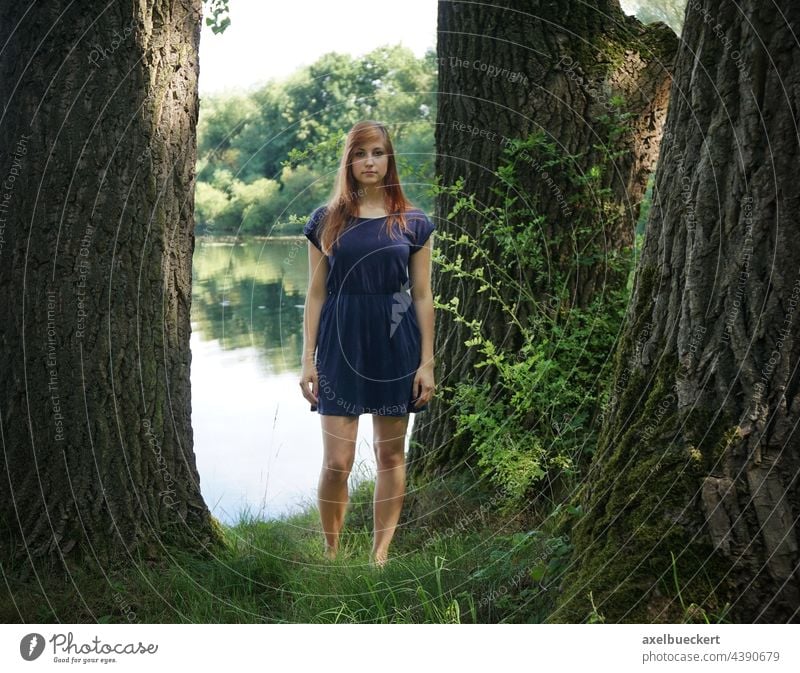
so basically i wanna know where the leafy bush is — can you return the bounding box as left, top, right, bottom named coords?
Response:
left=433, top=116, right=637, bottom=510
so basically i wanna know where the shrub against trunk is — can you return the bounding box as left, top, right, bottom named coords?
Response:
left=409, top=0, right=678, bottom=480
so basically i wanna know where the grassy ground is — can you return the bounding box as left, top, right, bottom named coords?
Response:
left=0, top=473, right=576, bottom=623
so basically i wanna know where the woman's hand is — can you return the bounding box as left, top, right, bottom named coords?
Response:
left=299, top=357, right=319, bottom=407
left=411, top=360, right=435, bottom=409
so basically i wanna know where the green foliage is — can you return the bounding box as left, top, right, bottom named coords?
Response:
left=194, top=181, right=229, bottom=235
left=669, top=552, right=733, bottom=623
left=230, top=178, right=282, bottom=234
left=202, top=0, right=231, bottom=35
left=587, top=592, right=606, bottom=623
left=432, top=113, right=637, bottom=511
left=195, top=46, right=437, bottom=235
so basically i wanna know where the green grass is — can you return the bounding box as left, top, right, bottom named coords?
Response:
left=0, top=475, right=568, bottom=624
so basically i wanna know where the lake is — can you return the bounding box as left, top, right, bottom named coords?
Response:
left=190, top=235, right=420, bottom=525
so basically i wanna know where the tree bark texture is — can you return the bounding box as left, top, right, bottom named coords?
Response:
left=409, top=0, right=678, bottom=480
left=553, top=0, right=800, bottom=623
left=0, top=0, right=223, bottom=568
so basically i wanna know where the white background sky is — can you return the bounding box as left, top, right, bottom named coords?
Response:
left=198, top=0, right=438, bottom=95
left=198, top=0, right=638, bottom=96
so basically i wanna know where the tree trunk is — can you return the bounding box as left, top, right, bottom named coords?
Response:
left=0, top=0, right=223, bottom=569
left=409, top=0, right=677, bottom=479
left=553, top=0, right=800, bottom=623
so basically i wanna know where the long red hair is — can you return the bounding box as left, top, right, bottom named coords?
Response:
left=316, top=120, right=417, bottom=253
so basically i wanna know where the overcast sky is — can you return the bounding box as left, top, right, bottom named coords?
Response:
left=198, top=0, right=438, bottom=95
left=198, top=0, right=638, bottom=96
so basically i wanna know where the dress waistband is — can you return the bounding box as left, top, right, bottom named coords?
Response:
left=327, top=290, right=408, bottom=295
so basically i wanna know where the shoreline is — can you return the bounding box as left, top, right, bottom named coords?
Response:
left=195, top=234, right=303, bottom=245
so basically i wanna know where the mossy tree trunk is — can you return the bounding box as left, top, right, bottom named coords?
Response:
left=552, top=0, right=800, bottom=623
left=0, top=0, right=223, bottom=569
left=409, top=0, right=677, bottom=479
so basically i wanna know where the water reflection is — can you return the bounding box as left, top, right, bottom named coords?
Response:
left=190, top=236, right=417, bottom=525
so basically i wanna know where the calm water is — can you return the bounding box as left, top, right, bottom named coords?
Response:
left=190, top=235, right=419, bottom=525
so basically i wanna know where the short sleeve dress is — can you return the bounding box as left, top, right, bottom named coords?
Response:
left=303, top=205, right=436, bottom=416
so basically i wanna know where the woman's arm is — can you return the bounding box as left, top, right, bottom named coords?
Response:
left=410, top=234, right=435, bottom=365
left=303, top=242, right=329, bottom=366
left=409, top=233, right=435, bottom=409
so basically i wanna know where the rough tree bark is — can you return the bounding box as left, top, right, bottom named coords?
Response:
left=552, top=0, right=800, bottom=623
left=409, top=0, right=677, bottom=479
left=0, top=0, right=223, bottom=569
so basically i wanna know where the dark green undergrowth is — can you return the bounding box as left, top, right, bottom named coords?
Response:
left=0, top=475, right=578, bottom=624
left=428, top=120, right=636, bottom=512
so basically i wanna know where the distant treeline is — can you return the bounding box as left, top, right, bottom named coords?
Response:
left=195, top=45, right=437, bottom=236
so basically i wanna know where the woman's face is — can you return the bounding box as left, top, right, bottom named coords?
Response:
left=350, top=138, right=389, bottom=189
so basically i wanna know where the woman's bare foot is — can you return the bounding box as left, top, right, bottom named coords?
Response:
left=369, top=548, right=388, bottom=568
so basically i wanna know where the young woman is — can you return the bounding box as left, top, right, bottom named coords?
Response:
left=298, top=120, right=436, bottom=568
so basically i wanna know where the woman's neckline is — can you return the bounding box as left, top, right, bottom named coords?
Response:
left=353, top=209, right=420, bottom=220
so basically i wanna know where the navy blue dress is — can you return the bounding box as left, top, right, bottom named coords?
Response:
left=303, top=205, right=435, bottom=416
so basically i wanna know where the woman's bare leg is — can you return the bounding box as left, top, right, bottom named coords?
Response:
left=370, top=414, right=410, bottom=566
left=318, top=414, right=358, bottom=559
